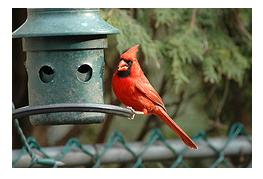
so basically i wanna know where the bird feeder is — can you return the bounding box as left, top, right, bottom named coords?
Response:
left=12, top=8, right=119, bottom=125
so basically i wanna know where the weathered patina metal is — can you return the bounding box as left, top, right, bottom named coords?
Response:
left=13, top=8, right=119, bottom=125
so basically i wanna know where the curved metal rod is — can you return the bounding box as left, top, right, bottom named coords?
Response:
left=12, top=103, right=134, bottom=119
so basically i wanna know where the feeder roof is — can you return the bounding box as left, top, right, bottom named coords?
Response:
left=13, top=8, right=119, bottom=38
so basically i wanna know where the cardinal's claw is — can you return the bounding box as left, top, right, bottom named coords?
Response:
left=127, top=106, right=144, bottom=120
left=128, top=113, right=135, bottom=120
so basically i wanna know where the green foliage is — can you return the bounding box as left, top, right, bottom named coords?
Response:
left=205, top=30, right=250, bottom=86
left=203, top=56, right=220, bottom=84
left=102, top=9, right=161, bottom=67
left=153, top=9, right=183, bottom=28
left=162, top=27, right=206, bottom=92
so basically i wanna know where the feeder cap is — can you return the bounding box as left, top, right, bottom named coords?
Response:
left=13, top=8, right=119, bottom=38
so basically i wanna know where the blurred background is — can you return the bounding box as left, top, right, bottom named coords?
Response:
left=12, top=8, right=252, bottom=167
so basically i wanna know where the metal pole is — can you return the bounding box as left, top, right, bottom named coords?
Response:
left=12, top=137, right=251, bottom=167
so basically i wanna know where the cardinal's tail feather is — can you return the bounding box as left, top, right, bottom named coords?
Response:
left=155, top=107, right=198, bottom=150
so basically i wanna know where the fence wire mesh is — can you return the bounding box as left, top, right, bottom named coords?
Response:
left=12, top=122, right=251, bottom=168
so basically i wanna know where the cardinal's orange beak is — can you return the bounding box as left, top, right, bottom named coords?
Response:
left=117, top=60, right=128, bottom=71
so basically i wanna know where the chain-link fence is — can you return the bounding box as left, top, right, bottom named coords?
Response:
left=12, top=122, right=251, bottom=168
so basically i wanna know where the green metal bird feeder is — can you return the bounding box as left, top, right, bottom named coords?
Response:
left=12, top=8, right=119, bottom=125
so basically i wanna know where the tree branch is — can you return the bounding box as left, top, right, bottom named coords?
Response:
left=233, top=9, right=251, bottom=40
left=190, top=9, right=197, bottom=29
left=215, top=78, right=230, bottom=122
left=171, top=91, right=185, bottom=119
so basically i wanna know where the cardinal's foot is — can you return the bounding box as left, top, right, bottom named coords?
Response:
left=126, top=106, right=144, bottom=120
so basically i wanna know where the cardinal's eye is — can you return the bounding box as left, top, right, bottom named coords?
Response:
left=125, top=60, right=133, bottom=66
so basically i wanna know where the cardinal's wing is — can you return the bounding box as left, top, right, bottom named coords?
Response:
left=135, top=77, right=167, bottom=111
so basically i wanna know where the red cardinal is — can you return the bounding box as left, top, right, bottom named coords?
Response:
left=112, top=44, right=197, bottom=149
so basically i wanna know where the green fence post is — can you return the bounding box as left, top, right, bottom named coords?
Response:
left=13, top=8, right=119, bottom=125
